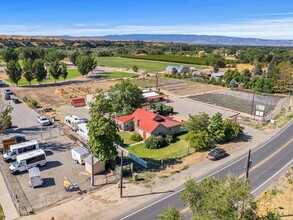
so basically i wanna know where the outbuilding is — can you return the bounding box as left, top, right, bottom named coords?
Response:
left=166, top=65, right=190, bottom=74
left=84, top=155, right=105, bottom=175
left=71, top=98, right=86, bottom=107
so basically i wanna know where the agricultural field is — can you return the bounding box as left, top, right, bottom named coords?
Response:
left=4, top=68, right=81, bottom=86
left=132, top=76, right=189, bottom=88
left=96, top=57, right=206, bottom=73
left=188, top=90, right=282, bottom=115
left=120, top=54, right=207, bottom=65
left=99, top=71, right=139, bottom=78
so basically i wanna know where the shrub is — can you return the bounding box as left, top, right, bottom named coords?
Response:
left=132, top=65, right=138, bottom=72
left=145, top=135, right=165, bottom=149
left=165, top=134, right=173, bottom=144
left=130, top=132, right=143, bottom=141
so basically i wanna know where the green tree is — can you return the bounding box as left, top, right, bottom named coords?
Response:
left=60, top=63, right=68, bottom=81
left=87, top=94, right=123, bottom=162
left=89, top=89, right=113, bottom=116
left=77, top=55, right=97, bottom=77
left=145, top=135, right=165, bottom=149
left=157, top=206, right=183, bottom=220
left=2, top=49, right=18, bottom=63
left=185, top=130, right=213, bottom=151
left=184, top=113, right=210, bottom=133
left=277, top=61, right=293, bottom=90
left=208, top=112, right=225, bottom=142
left=5, top=60, right=22, bottom=86
left=0, top=103, right=13, bottom=134
left=69, top=51, right=80, bottom=65
left=181, top=175, right=258, bottom=220
left=108, top=80, right=146, bottom=116
left=49, top=61, right=62, bottom=83
left=171, top=67, right=178, bottom=76
left=23, top=58, right=35, bottom=85
left=45, top=49, right=65, bottom=63
left=223, top=119, right=244, bottom=142
left=33, top=59, right=47, bottom=85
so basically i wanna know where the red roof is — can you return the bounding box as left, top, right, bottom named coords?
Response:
left=115, top=108, right=181, bottom=133
left=71, top=98, right=85, bottom=105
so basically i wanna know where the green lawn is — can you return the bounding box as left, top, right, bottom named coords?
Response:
left=99, top=71, right=138, bottom=78
left=127, top=133, right=194, bottom=160
left=5, top=68, right=81, bottom=86
left=0, top=204, right=4, bottom=220
left=119, top=131, right=138, bottom=146
left=96, top=57, right=206, bottom=73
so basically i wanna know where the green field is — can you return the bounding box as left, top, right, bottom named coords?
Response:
left=119, top=131, right=139, bottom=146
left=121, top=54, right=207, bottom=65
left=127, top=133, right=194, bottom=160
left=99, top=71, right=138, bottom=78
left=96, top=57, right=206, bottom=73
left=5, top=68, right=81, bottom=86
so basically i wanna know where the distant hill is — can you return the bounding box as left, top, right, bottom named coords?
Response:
left=61, top=34, right=293, bottom=47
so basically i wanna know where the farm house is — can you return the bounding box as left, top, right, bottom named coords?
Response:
left=166, top=65, right=190, bottom=74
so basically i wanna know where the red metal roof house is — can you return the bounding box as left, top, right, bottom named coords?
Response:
left=115, top=108, right=181, bottom=140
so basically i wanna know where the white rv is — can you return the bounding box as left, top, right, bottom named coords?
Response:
left=77, top=123, right=89, bottom=141
left=64, top=115, right=87, bottom=131
left=10, top=149, right=47, bottom=174
left=3, top=140, right=39, bottom=161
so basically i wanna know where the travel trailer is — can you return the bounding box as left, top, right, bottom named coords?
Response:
left=64, top=115, right=87, bottom=131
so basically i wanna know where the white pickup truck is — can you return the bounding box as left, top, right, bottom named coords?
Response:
left=37, top=116, right=51, bottom=126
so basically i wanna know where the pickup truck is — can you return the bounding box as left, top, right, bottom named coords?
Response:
left=37, top=116, right=51, bottom=126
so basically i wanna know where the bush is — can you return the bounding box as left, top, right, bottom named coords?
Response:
left=130, top=132, right=143, bottom=141
left=132, top=65, right=138, bottom=72
left=145, top=135, right=165, bottom=149
left=165, top=134, right=173, bottom=144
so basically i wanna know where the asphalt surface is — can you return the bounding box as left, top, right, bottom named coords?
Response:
left=119, top=120, right=293, bottom=220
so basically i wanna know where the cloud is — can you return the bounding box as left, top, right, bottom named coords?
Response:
left=1, top=17, right=293, bottom=39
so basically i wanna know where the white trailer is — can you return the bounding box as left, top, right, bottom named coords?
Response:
left=71, top=147, right=89, bottom=165
left=28, top=167, right=43, bottom=188
left=77, top=123, right=89, bottom=141
left=64, top=115, right=86, bottom=131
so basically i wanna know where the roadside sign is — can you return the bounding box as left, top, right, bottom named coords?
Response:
left=255, top=105, right=265, bottom=117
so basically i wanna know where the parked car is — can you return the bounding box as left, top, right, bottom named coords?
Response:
left=207, top=148, right=227, bottom=161
left=5, top=94, right=11, bottom=100
left=37, top=116, right=51, bottom=126
left=4, top=89, right=13, bottom=95
left=10, top=135, right=26, bottom=143
left=0, top=80, right=8, bottom=87
left=12, top=98, right=20, bottom=104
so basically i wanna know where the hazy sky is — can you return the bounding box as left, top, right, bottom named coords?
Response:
left=1, top=0, right=293, bottom=39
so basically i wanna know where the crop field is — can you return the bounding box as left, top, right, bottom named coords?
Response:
left=99, top=71, right=138, bottom=78
left=96, top=57, right=206, bottom=73
left=120, top=54, right=207, bottom=65
left=132, top=77, right=188, bottom=88
left=188, top=90, right=282, bottom=115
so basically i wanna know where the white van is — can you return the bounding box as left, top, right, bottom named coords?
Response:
left=3, top=140, right=39, bottom=161
left=10, top=149, right=47, bottom=174
left=64, top=115, right=87, bottom=131
left=77, top=123, right=89, bottom=141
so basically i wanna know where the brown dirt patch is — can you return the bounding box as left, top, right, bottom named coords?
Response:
left=162, top=82, right=227, bottom=96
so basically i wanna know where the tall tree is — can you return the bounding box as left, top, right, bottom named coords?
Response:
left=184, top=113, right=210, bottom=132
left=277, top=61, right=293, bottom=90
left=87, top=94, right=123, bottom=162
left=49, top=61, right=62, bottom=83
left=69, top=51, right=80, bottom=66
left=5, top=60, right=22, bottom=86
left=181, top=176, right=258, bottom=220
left=45, top=49, right=65, bottom=63
left=76, top=55, right=97, bottom=77
left=60, top=63, right=68, bottom=81
left=208, top=112, right=225, bottom=142
left=33, top=59, right=47, bottom=85
left=108, top=80, right=146, bottom=116
left=23, top=58, right=35, bottom=85
left=2, top=49, right=18, bottom=63
left=0, top=100, right=13, bottom=134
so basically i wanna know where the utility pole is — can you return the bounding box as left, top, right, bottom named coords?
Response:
left=155, top=72, right=159, bottom=92
left=246, top=149, right=252, bottom=180
left=250, top=88, right=256, bottom=116
left=120, top=150, right=123, bottom=198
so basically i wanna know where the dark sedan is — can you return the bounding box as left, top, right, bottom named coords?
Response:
left=207, top=148, right=227, bottom=161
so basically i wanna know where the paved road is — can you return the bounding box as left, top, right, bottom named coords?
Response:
left=119, top=120, right=293, bottom=220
